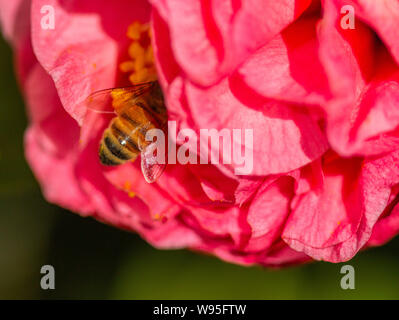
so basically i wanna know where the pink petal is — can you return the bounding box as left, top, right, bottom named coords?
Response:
left=184, top=78, right=328, bottom=175
left=152, top=9, right=180, bottom=87
left=245, top=176, right=294, bottom=252
left=317, top=0, right=399, bottom=156
left=151, top=0, right=312, bottom=86
left=0, top=0, right=37, bottom=85
left=368, top=185, right=399, bottom=246
left=284, top=150, right=399, bottom=262
left=194, top=239, right=310, bottom=267
left=150, top=0, right=228, bottom=86
left=24, top=63, right=93, bottom=214
left=0, top=0, right=27, bottom=44
left=236, top=15, right=331, bottom=106
left=234, top=176, right=264, bottom=206
left=231, top=0, right=312, bottom=77
left=336, top=0, right=399, bottom=65
left=181, top=204, right=250, bottom=247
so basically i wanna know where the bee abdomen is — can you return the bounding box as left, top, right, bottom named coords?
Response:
left=111, top=117, right=142, bottom=153
left=99, top=128, right=137, bottom=166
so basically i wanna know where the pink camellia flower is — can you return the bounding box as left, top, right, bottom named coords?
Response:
left=2, top=0, right=399, bottom=267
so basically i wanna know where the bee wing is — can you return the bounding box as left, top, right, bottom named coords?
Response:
left=84, top=88, right=117, bottom=114
left=84, top=82, right=156, bottom=114
left=140, top=141, right=167, bottom=183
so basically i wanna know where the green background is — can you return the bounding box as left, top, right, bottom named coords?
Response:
left=0, top=34, right=398, bottom=300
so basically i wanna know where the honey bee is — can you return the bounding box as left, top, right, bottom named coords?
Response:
left=85, top=81, right=168, bottom=183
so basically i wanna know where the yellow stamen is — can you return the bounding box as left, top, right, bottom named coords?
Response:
left=128, top=42, right=145, bottom=60
left=145, top=46, right=154, bottom=64
left=127, top=21, right=149, bottom=40
left=121, top=181, right=136, bottom=198
left=123, top=181, right=131, bottom=190
left=129, top=68, right=156, bottom=84
left=127, top=22, right=141, bottom=40
left=120, top=21, right=157, bottom=84
left=119, top=61, right=135, bottom=73
left=133, top=54, right=145, bottom=72
left=128, top=191, right=136, bottom=198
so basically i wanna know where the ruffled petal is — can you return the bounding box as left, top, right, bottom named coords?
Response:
left=184, top=78, right=328, bottom=175
left=236, top=15, right=331, bottom=106
left=24, top=63, right=93, bottom=213
left=318, top=0, right=399, bottom=157
left=151, top=0, right=312, bottom=86
left=245, top=176, right=294, bottom=253
left=284, top=150, right=399, bottom=262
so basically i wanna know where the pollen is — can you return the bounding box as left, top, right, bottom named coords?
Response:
left=121, top=21, right=157, bottom=84
left=128, top=191, right=136, bottom=198
left=123, top=180, right=131, bottom=190
left=122, top=181, right=136, bottom=198
left=153, top=213, right=167, bottom=222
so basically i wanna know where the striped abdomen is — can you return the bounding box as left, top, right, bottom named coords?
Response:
left=99, top=100, right=162, bottom=166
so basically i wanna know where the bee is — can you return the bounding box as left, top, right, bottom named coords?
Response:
left=85, top=81, right=167, bottom=183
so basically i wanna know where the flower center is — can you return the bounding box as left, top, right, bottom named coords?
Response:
left=120, top=21, right=157, bottom=84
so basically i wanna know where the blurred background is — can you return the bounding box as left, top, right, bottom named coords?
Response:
left=1, top=33, right=399, bottom=300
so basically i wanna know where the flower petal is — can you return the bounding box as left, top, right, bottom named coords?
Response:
left=24, top=63, right=93, bottom=213
left=283, top=150, right=399, bottom=262
left=237, top=15, right=331, bottom=106
left=151, top=0, right=312, bottom=86
left=184, top=78, right=328, bottom=175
